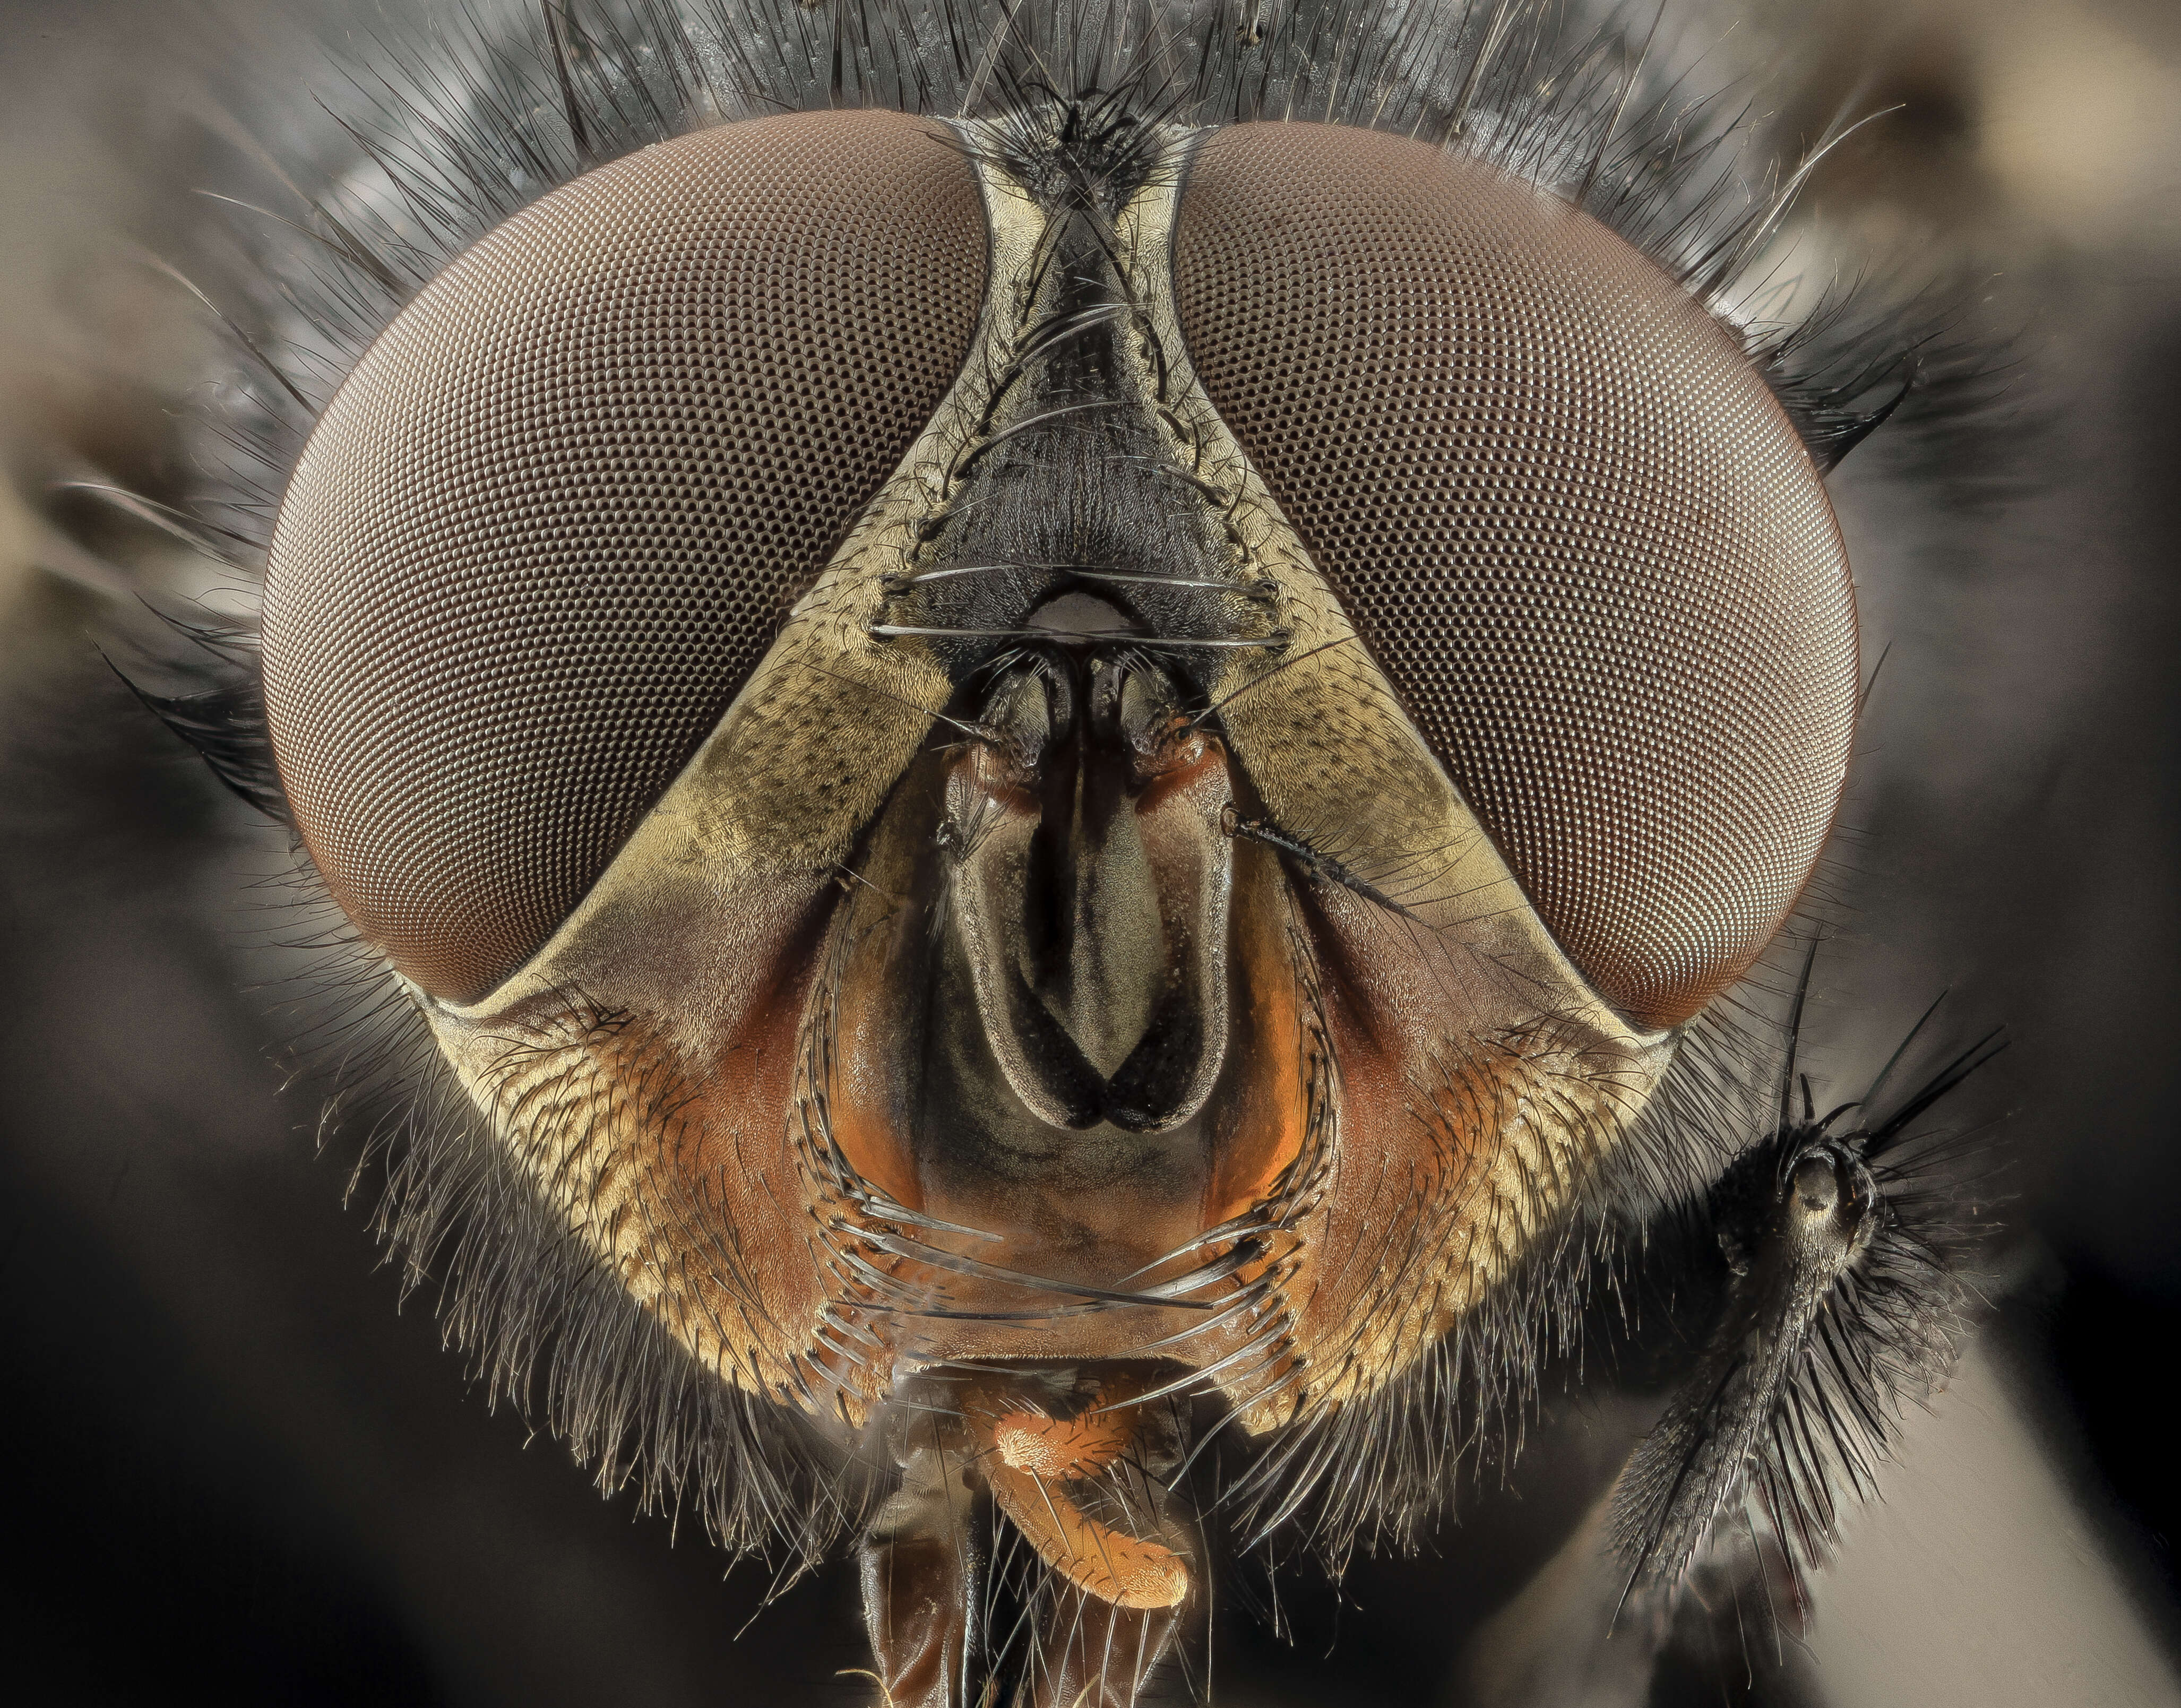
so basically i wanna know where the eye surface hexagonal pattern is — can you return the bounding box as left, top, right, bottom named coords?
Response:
left=1174, top=122, right=1857, bottom=1029
left=263, top=108, right=986, bottom=1002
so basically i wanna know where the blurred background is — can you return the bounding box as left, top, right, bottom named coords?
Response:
left=2, top=1, right=2177, bottom=1702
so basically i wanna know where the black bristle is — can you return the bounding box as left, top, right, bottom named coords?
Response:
left=102, top=607, right=289, bottom=824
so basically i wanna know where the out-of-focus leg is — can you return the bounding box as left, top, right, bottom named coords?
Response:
left=1805, top=1340, right=2181, bottom=1708
left=859, top=1438, right=984, bottom=1708
left=1457, top=1498, right=1665, bottom=1708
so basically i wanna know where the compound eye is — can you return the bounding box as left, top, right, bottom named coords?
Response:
left=1174, top=123, right=1857, bottom=1029
left=262, top=109, right=985, bottom=1003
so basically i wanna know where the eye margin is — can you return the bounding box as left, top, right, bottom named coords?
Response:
left=255, top=106, right=990, bottom=1005
left=1169, top=118, right=1862, bottom=1030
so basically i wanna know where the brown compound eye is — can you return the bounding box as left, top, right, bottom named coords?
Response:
left=261, top=108, right=986, bottom=1003
left=1172, top=123, right=1858, bottom=1029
